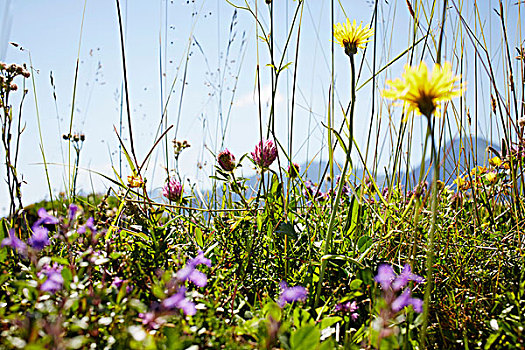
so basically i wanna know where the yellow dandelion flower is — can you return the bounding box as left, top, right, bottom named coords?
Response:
left=485, top=172, right=497, bottom=184
left=489, top=156, right=502, bottom=167
left=454, top=176, right=470, bottom=191
left=333, top=19, right=374, bottom=56
left=127, top=175, right=144, bottom=188
left=382, top=62, right=465, bottom=119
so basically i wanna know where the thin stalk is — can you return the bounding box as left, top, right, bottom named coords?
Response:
left=314, top=53, right=356, bottom=308
left=420, top=116, right=439, bottom=348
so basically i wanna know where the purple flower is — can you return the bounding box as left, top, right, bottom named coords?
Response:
left=28, top=226, right=50, bottom=251
left=33, top=208, right=59, bottom=227
left=391, top=264, right=425, bottom=291
left=1, top=229, right=27, bottom=256
left=163, top=178, right=183, bottom=202
left=391, top=288, right=423, bottom=313
left=335, top=300, right=359, bottom=320
left=374, top=264, right=396, bottom=290
left=251, top=140, right=278, bottom=168
left=176, top=251, right=211, bottom=287
left=161, top=287, right=197, bottom=316
left=40, top=265, right=64, bottom=294
left=112, top=277, right=126, bottom=288
left=277, top=281, right=308, bottom=307
left=287, top=163, right=300, bottom=178
left=68, top=204, right=78, bottom=222
left=217, top=149, right=236, bottom=172
left=78, top=217, right=96, bottom=234
left=139, top=311, right=163, bottom=330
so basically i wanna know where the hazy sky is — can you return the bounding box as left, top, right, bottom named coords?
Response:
left=0, top=0, right=522, bottom=212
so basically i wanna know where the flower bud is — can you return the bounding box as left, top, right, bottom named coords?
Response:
left=217, top=149, right=236, bottom=172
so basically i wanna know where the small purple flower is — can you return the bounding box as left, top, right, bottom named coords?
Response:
left=391, top=264, right=425, bottom=291
left=139, top=311, right=163, bottom=330
left=176, top=251, right=211, bottom=287
left=335, top=300, right=359, bottom=320
left=68, top=204, right=78, bottom=222
left=112, top=277, right=126, bottom=288
left=78, top=217, right=96, bottom=234
left=277, top=281, right=308, bottom=307
left=33, top=208, right=59, bottom=227
left=1, top=229, right=27, bottom=256
left=40, top=265, right=64, bottom=294
left=391, top=288, right=423, bottom=313
left=251, top=140, right=278, bottom=168
left=374, top=264, right=396, bottom=290
left=287, top=163, right=300, bottom=178
left=28, top=226, right=50, bottom=251
left=161, top=287, right=197, bottom=316
left=217, top=149, right=236, bottom=172
left=163, top=178, right=183, bottom=202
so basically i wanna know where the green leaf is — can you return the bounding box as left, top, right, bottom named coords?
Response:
left=290, top=325, right=320, bottom=350
left=276, top=222, right=296, bottom=239
left=350, top=279, right=363, bottom=290
left=318, top=316, right=342, bottom=331
left=195, top=227, right=204, bottom=247
left=357, top=236, right=373, bottom=252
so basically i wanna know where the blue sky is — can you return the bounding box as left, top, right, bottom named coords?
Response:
left=0, top=0, right=522, bottom=212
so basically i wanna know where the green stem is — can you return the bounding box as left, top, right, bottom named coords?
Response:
left=420, top=115, right=439, bottom=348
left=314, top=53, right=356, bottom=308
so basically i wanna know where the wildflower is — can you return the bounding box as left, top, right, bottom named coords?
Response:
left=139, top=312, right=164, bottom=330
left=162, top=178, right=183, bottom=202
left=1, top=229, right=27, bottom=256
left=252, top=140, right=278, bottom=169
left=112, top=277, right=126, bottom=289
left=40, top=265, right=64, bottom=294
left=176, top=251, right=212, bottom=287
left=374, top=264, right=396, bottom=290
left=391, top=289, right=424, bottom=313
left=277, top=281, right=308, bottom=307
left=471, top=166, right=487, bottom=176
left=33, top=208, right=59, bottom=227
left=374, top=264, right=424, bottom=314
left=68, top=203, right=78, bottom=222
left=217, top=149, right=236, bottom=172
left=287, top=163, right=300, bottom=179
left=391, top=264, right=425, bottom=291
left=335, top=300, right=359, bottom=320
left=127, top=175, right=144, bottom=188
left=161, top=287, right=197, bottom=316
left=28, top=226, right=50, bottom=251
left=78, top=217, right=96, bottom=234
left=383, top=62, right=464, bottom=119
left=489, top=156, right=503, bottom=167
left=454, top=176, right=470, bottom=191
left=333, top=19, right=374, bottom=56
left=485, top=172, right=497, bottom=184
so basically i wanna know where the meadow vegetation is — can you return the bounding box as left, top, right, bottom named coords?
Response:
left=1, top=0, right=525, bottom=349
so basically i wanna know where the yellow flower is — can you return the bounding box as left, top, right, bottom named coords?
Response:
left=485, top=172, right=497, bottom=184
left=127, top=175, right=144, bottom=188
left=382, top=62, right=465, bottom=119
left=489, top=156, right=502, bottom=167
left=454, top=176, right=470, bottom=191
left=471, top=166, right=487, bottom=176
left=333, top=19, right=374, bottom=56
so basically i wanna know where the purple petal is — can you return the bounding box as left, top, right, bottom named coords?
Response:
left=188, top=269, right=208, bottom=287
left=410, top=297, right=424, bottom=313
left=28, top=226, right=50, bottom=251
left=176, top=265, right=194, bottom=282
left=278, top=282, right=308, bottom=307
left=374, top=264, right=396, bottom=290
left=162, top=288, right=186, bottom=309
left=34, top=208, right=59, bottom=226
left=177, top=297, right=196, bottom=316
left=190, top=251, right=211, bottom=267
left=391, top=288, right=411, bottom=312
left=392, top=264, right=424, bottom=291
left=1, top=229, right=27, bottom=256
left=68, top=204, right=78, bottom=222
